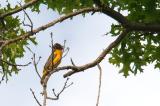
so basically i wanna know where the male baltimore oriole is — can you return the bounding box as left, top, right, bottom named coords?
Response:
left=41, top=43, right=63, bottom=84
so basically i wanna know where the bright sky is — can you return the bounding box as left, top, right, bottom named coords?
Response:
left=1, top=1, right=160, bottom=106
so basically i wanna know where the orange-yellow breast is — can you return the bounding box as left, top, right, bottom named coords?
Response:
left=41, top=49, right=63, bottom=84
left=42, top=49, right=63, bottom=78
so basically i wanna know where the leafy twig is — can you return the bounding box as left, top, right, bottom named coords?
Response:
left=0, top=0, right=38, bottom=19
left=0, top=59, right=31, bottom=67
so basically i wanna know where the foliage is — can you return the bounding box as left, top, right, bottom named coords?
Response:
left=0, top=3, right=36, bottom=81
left=26, top=0, right=160, bottom=77
left=1, top=0, right=160, bottom=80
left=108, top=0, right=160, bottom=76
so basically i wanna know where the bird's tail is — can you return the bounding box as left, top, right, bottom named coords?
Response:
left=41, top=69, right=48, bottom=85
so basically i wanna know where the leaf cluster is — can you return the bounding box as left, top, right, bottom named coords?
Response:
left=108, top=0, right=160, bottom=76
left=25, top=0, right=93, bottom=13
left=26, top=0, right=160, bottom=77
left=0, top=3, right=36, bottom=81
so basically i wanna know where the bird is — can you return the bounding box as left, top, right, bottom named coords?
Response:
left=41, top=43, right=63, bottom=85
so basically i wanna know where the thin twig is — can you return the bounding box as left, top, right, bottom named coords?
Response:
left=56, top=78, right=73, bottom=97
left=26, top=46, right=41, bottom=79
left=63, top=40, right=67, bottom=52
left=33, top=54, right=41, bottom=79
left=30, top=88, right=42, bottom=106
left=41, top=78, right=73, bottom=105
left=0, top=59, right=31, bottom=67
left=0, top=74, right=5, bottom=84
left=46, top=78, right=73, bottom=100
left=96, top=64, right=102, bottom=106
left=62, top=47, right=69, bottom=58
left=70, top=58, right=76, bottom=66
left=18, top=2, right=33, bottom=32
left=36, top=56, right=42, bottom=65
left=62, top=40, right=69, bottom=58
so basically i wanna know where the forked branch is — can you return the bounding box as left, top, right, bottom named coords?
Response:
left=1, top=7, right=101, bottom=49
left=46, top=29, right=129, bottom=77
left=41, top=78, right=73, bottom=106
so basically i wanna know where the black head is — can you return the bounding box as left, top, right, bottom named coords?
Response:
left=53, top=43, right=63, bottom=50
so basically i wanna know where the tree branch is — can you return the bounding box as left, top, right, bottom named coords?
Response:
left=42, top=86, right=47, bottom=106
left=96, top=64, right=102, bottom=106
left=63, top=29, right=129, bottom=77
left=102, top=5, right=160, bottom=32
left=2, top=3, right=160, bottom=49
left=44, top=29, right=129, bottom=78
left=0, top=0, right=39, bottom=19
left=41, top=78, right=73, bottom=106
left=93, top=0, right=160, bottom=32
left=26, top=46, right=41, bottom=79
left=30, top=88, right=42, bottom=106
left=0, top=59, right=31, bottom=67
left=93, top=0, right=129, bottom=26
left=40, top=29, right=128, bottom=106
left=46, top=78, right=73, bottom=100
left=1, top=7, right=101, bottom=48
left=129, top=22, right=160, bottom=32
left=18, top=2, right=34, bottom=32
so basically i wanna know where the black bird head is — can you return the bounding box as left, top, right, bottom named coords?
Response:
left=53, top=43, right=63, bottom=50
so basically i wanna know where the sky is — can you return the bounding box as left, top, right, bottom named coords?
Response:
left=1, top=1, right=160, bottom=106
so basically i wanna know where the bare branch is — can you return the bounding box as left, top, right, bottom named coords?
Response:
left=0, top=0, right=39, bottom=19
left=63, top=40, right=67, bottom=50
left=36, top=56, right=42, bottom=65
left=55, top=78, right=73, bottom=98
left=26, top=46, right=41, bottom=79
left=0, top=74, right=5, bottom=84
left=62, top=40, right=70, bottom=58
left=70, top=58, right=76, bottom=66
left=1, top=7, right=101, bottom=48
left=30, top=88, right=42, bottom=106
left=32, top=54, right=42, bottom=79
left=44, top=29, right=129, bottom=78
left=46, top=78, right=73, bottom=100
left=63, top=29, right=129, bottom=77
left=42, top=86, right=47, bottom=106
left=96, top=64, right=102, bottom=106
left=41, top=78, right=73, bottom=106
left=46, top=96, right=58, bottom=100
left=50, top=32, right=54, bottom=47
left=18, top=2, right=34, bottom=32
left=62, top=47, right=69, bottom=58
left=1, top=0, right=160, bottom=51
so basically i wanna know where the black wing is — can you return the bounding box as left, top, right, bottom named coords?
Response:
left=44, top=49, right=55, bottom=70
